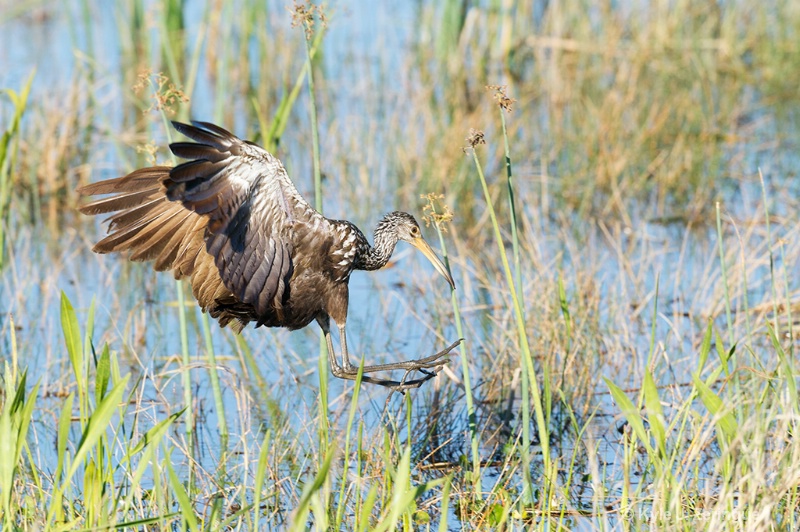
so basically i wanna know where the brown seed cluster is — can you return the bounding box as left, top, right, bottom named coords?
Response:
left=290, top=2, right=327, bottom=40
left=486, top=84, right=516, bottom=112
left=421, top=193, right=454, bottom=233
left=465, top=128, right=486, bottom=149
left=133, top=70, right=189, bottom=115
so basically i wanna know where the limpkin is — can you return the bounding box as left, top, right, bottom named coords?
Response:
left=78, top=121, right=460, bottom=391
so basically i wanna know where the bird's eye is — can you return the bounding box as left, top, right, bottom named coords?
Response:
left=412, top=227, right=419, bottom=236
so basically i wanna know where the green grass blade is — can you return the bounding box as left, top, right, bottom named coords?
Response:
left=175, top=279, right=194, bottom=470
left=767, top=323, right=798, bottom=417
left=60, top=292, right=84, bottom=408
left=200, top=311, right=227, bottom=453
left=426, top=204, right=480, bottom=495
left=66, top=375, right=130, bottom=483
left=759, top=169, right=780, bottom=335
left=114, top=409, right=184, bottom=523
left=253, top=429, right=271, bottom=531
left=265, top=26, right=324, bottom=151
left=83, top=297, right=95, bottom=364
left=385, top=447, right=413, bottom=529
left=0, top=369, right=37, bottom=525
left=604, top=378, right=655, bottom=458
left=372, top=448, right=446, bottom=532
left=291, top=446, right=335, bottom=531
left=0, top=69, right=34, bottom=270
left=111, top=513, right=181, bottom=529
left=558, top=276, right=572, bottom=350
left=335, top=359, right=364, bottom=528
left=643, top=372, right=666, bottom=458
left=437, top=475, right=452, bottom=532
left=46, top=374, right=129, bottom=529
left=697, top=320, right=714, bottom=374
left=12, top=382, right=39, bottom=481
left=691, top=372, right=738, bottom=445
left=55, top=392, right=74, bottom=485
left=127, top=408, right=186, bottom=458
left=715, top=202, right=734, bottom=347
left=469, top=145, right=550, bottom=496
left=356, top=484, right=378, bottom=532
left=167, top=457, right=200, bottom=532
left=95, top=344, right=110, bottom=404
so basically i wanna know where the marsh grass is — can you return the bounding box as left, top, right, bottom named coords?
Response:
left=0, top=71, right=34, bottom=270
left=467, top=129, right=553, bottom=513
left=1, top=0, right=799, bottom=530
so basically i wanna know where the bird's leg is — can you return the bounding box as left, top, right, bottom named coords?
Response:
left=317, top=314, right=346, bottom=375
left=338, top=323, right=355, bottom=373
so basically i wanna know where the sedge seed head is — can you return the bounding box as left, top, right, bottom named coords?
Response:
left=465, top=128, right=486, bottom=149
left=421, top=193, right=454, bottom=233
left=133, top=71, right=188, bottom=116
left=486, top=84, right=516, bottom=112
left=290, top=2, right=327, bottom=40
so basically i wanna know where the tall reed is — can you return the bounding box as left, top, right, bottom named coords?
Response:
left=0, top=71, right=34, bottom=270
left=489, top=84, right=533, bottom=503
left=292, top=0, right=332, bottom=488
left=467, top=129, right=551, bottom=510
left=423, top=194, right=479, bottom=495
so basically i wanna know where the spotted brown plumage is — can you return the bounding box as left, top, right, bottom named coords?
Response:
left=78, top=121, right=461, bottom=391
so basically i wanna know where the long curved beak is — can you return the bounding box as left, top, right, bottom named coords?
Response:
left=410, top=237, right=456, bottom=290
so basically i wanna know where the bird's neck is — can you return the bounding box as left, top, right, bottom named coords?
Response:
left=355, top=224, right=398, bottom=271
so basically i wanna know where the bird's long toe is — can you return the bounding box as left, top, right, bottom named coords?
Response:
left=339, top=338, right=462, bottom=375
left=411, top=338, right=463, bottom=366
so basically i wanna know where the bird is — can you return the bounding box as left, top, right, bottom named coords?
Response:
left=77, top=120, right=461, bottom=391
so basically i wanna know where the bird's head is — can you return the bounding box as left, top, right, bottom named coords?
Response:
left=378, top=211, right=455, bottom=290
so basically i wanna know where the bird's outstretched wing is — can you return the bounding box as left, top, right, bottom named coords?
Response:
left=78, top=120, right=317, bottom=326
left=166, top=121, right=317, bottom=317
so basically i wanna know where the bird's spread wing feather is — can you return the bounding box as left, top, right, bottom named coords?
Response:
left=78, top=121, right=317, bottom=328
left=164, top=120, right=313, bottom=316
left=78, top=167, right=203, bottom=277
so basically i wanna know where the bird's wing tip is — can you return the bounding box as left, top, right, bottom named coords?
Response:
left=171, top=120, right=189, bottom=130
left=191, top=120, right=234, bottom=138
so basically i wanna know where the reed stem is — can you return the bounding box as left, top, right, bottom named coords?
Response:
left=201, top=311, right=228, bottom=454
left=432, top=221, right=480, bottom=495
left=469, top=147, right=551, bottom=500
left=176, top=280, right=194, bottom=474
left=498, top=102, right=532, bottom=503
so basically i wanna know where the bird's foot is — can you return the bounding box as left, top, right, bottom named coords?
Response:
left=333, top=339, right=463, bottom=393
